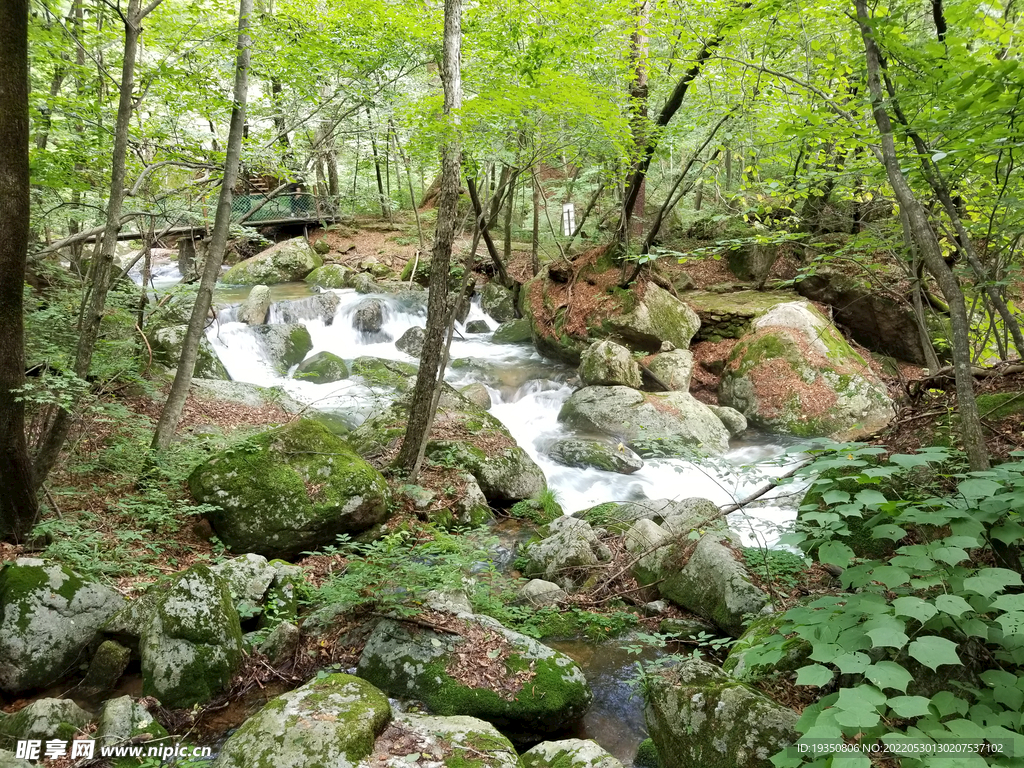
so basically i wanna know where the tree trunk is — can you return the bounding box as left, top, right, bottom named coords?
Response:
left=151, top=0, right=252, bottom=450
left=366, top=107, right=390, bottom=220
left=531, top=172, right=541, bottom=276
left=0, top=0, right=40, bottom=542
left=854, top=0, right=988, bottom=471
left=467, top=176, right=511, bottom=286
left=396, top=0, right=463, bottom=480
left=622, top=0, right=651, bottom=241
left=33, top=0, right=164, bottom=489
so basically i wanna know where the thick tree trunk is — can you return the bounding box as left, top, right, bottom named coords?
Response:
left=855, top=0, right=988, bottom=471
left=0, top=0, right=40, bottom=542
left=151, top=0, right=252, bottom=450
left=33, top=0, right=164, bottom=489
left=396, top=0, right=463, bottom=480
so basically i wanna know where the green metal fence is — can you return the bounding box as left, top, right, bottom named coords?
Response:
left=230, top=192, right=318, bottom=223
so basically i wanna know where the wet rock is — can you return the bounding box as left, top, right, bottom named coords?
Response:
left=519, top=579, right=569, bottom=607
left=356, top=614, right=592, bottom=736
left=558, top=386, right=730, bottom=456
left=189, top=419, right=391, bottom=558
left=237, top=285, right=271, bottom=325
left=579, top=340, right=642, bottom=388
left=0, top=558, right=124, bottom=693
left=351, top=356, right=418, bottom=392
left=460, top=382, right=492, bottom=410
left=294, top=351, right=349, bottom=383
left=708, top=404, right=747, bottom=436
left=214, top=673, right=391, bottom=768
left=273, top=291, right=341, bottom=325
left=481, top=282, right=516, bottom=323
left=465, top=319, right=491, bottom=334
left=493, top=318, right=533, bottom=344
left=548, top=438, right=643, bottom=475
left=522, top=739, right=623, bottom=768
left=251, top=323, right=313, bottom=374
left=644, top=657, right=797, bottom=768
left=353, top=298, right=387, bottom=334
left=140, top=565, right=243, bottom=708
left=149, top=324, right=229, bottom=379
left=396, top=326, right=426, bottom=356
left=221, top=237, right=322, bottom=284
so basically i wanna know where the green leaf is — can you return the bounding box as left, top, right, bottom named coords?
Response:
left=931, top=547, right=969, bottom=565
left=958, top=478, right=1003, bottom=499
left=907, top=636, right=961, bottom=669
left=873, top=524, right=906, bottom=541
left=934, top=594, right=973, bottom=617
left=865, top=661, right=913, bottom=692
left=997, top=610, right=1024, bottom=635
left=835, top=652, right=871, bottom=674
left=990, top=593, right=1024, bottom=612
left=893, top=596, right=938, bottom=623
left=796, top=664, right=834, bottom=687
left=887, top=695, right=932, bottom=718
left=931, top=151, right=948, bottom=161
left=873, top=565, right=910, bottom=588
left=831, top=756, right=871, bottom=768
left=963, top=568, right=1023, bottom=597
left=867, top=625, right=909, bottom=649
left=819, top=541, right=855, bottom=567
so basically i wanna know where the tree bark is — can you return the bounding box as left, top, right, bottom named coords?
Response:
left=366, top=107, right=390, bottom=220
left=396, top=0, right=463, bottom=480
left=0, top=0, right=40, bottom=542
left=854, top=0, right=988, bottom=471
left=531, top=171, right=541, bottom=276
left=467, top=176, right=511, bottom=286
left=151, top=0, right=252, bottom=450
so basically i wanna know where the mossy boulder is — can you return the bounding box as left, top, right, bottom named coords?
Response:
left=644, top=657, right=797, bottom=768
left=237, top=285, right=271, bottom=325
left=579, top=340, right=642, bottom=388
left=521, top=739, right=623, bottom=768
left=396, top=326, right=426, bottom=357
left=350, top=384, right=545, bottom=502
left=558, top=386, right=730, bottom=456
left=0, top=750, right=32, bottom=767
left=369, top=713, right=519, bottom=768
left=576, top=497, right=719, bottom=533
left=521, top=516, right=611, bottom=590
left=140, top=565, right=243, bottom=708
left=95, top=696, right=168, bottom=750
left=294, top=351, right=349, bottom=383
left=0, top=699, right=91, bottom=748
left=624, top=519, right=674, bottom=586
left=644, top=349, right=694, bottom=391
left=252, top=323, right=313, bottom=374
left=356, top=613, right=592, bottom=736
left=189, top=419, right=391, bottom=559
left=214, top=673, right=391, bottom=768
left=481, top=282, right=516, bottom=323
left=658, top=531, right=772, bottom=637
left=189, top=378, right=306, bottom=413
left=548, top=438, right=643, bottom=475
left=0, top=558, right=125, bottom=693
left=221, top=237, right=322, bottom=284
left=210, top=553, right=303, bottom=627
left=80, top=639, right=131, bottom=697
left=493, top=318, right=533, bottom=344
left=460, top=382, right=492, bottom=410
left=718, top=301, right=892, bottom=439
left=149, top=324, right=229, bottom=379
left=598, top=283, right=700, bottom=352
left=634, top=739, right=661, bottom=768
left=305, top=263, right=352, bottom=289
left=722, top=612, right=812, bottom=683
left=351, top=356, right=418, bottom=392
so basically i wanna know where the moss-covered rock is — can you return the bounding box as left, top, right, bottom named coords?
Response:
left=350, top=384, right=545, bottom=503
left=644, top=657, right=797, bottom=768
left=210, top=553, right=303, bottom=627
left=95, top=696, right=168, bottom=750
left=576, top=497, right=719, bottom=533
left=492, top=318, right=533, bottom=344
left=149, top=324, right=230, bottom=379
left=558, top=386, right=730, bottom=456
left=305, top=263, right=352, bottom=289
left=521, top=739, right=623, bottom=768
left=0, top=699, right=91, bottom=749
left=189, top=419, right=392, bottom=559
left=548, top=438, right=643, bottom=475
left=599, top=283, right=700, bottom=353
left=294, top=351, right=349, bottom=383
left=221, top=237, right=323, bottom=284
left=140, top=565, right=243, bottom=709
left=0, top=749, right=32, bottom=767
left=351, top=356, right=418, bottom=392
left=481, top=282, right=516, bottom=323
left=722, top=612, right=812, bottom=683
left=579, top=340, right=642, bottom=388
left=466, top=319, right=491, bottom=334
left=237, top=285, right=272, bottom=325
left=624, top=519, right=673, bottom=586
left=252, top=323, right=313, bottom=374
left=0, top=558, right=125, bottom=693
left=644, top=349, right=694, bottom=391
left=658, top=532, right=771, bottom=637
left=215, top=673, right=391, bottom=768
left=522, top=516, right=611, bottom=590
left=356, top=614, right=592, bottom=737
left=718, top=301, right=892, bottom=440
left=634, top=738, right=661, bottom=768
left=368, top=713, right=519, bottom=768
left=460, top=383, right=492, bottom=410
left=81, top=639, right=131, bottom=697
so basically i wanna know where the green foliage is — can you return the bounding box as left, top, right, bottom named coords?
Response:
left=768, top=442, right=1024, bottom=767
left=508, top=488, right=564, bottom=525
left=480, top=603, right=639, bottom=641
left=742, top=547, right=807, bottom=591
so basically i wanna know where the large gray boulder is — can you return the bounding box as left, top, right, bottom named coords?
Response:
left=522, top=516, right=611, bottom=590
left=644, top=349, right=694, bottom=391
left=369, top=713, right=518, bottom=768
left=251, top=323, right=313, bottom=374
left=353, top=298, right=387, bottom=334
left=140, top=565, right=243, bottom=708
left=351, top=384, right=544, bottom=503
left=189, top=378, right=306, bottom=413
left=211, top=553, right=302, bottom=626
left=577, top=497, right=720, bottom=532
left=273, top=291, right=340, bottom=325
left=522, top=740, right=623, bottom=768
left=357, top=613, right=592, bottom=736
left=0, top=699, right=91, bottom=747
left=396, top=326, right=426, bottom=356
left=719, top=301, right=892, bottom=439
left=150, top=324, right=229, bottom=379
left=579, top=340, right=642, bottom=388
left=492, top=318, right=533, bottom=344
left=559, top=386, right=730, bottom=456
left=600, top=283, right=700, bottom=352
left=659, top=532, right=772, bottom=637
left=214, top=673, right=391, bottom=768
left=548, top=438, right=643, bottom=475
left=0, top=559, right=124, bottom=693
left=481, top=282, right=516, bottom=323
left=237, top=285, right=271, bottom=325
left=189, top=419, right=391, bottom=559
left=644, top=657, right=797, bottom=768
left=221, top=237, right=322, bottom=284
